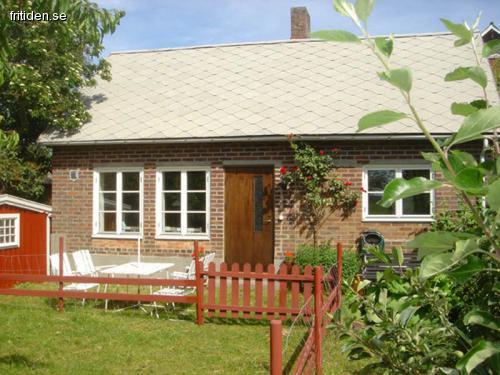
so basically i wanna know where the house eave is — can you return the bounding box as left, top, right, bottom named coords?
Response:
left=40, top=133, right=453, bottom=147
left=0, top=194, right=52, bottom=214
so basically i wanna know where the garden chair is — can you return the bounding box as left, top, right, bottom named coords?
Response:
left=50, top=253, right=100, bottom=305
left=72, top=249, right=116, bottom=276
left=202, top=252, right=215, bottom=271
left=174, top=259, right=197, bottom=280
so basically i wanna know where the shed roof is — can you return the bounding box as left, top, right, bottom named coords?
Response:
left=39, top=33, right=498, bottom=146
left=0, top=195, right=52, bottom=214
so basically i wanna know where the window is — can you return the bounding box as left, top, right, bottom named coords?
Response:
left=156, top=167, right=210, bottom=238
left=0, top=214, right=20, bottom=249
left=362, top=166, right=434, bottom=221
left=93, top=168, right=143, bottom=237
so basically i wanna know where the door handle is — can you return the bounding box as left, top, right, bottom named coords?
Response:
left=264, top=218, right=273, bottom=224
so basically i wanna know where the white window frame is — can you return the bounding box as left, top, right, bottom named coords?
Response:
left=362, top=165, right=435, bottom=222
left=92, top=167, right=144, bottom=239
left=0, top=213, right=20, bottom=249
left=156, top=166, right=210, bottom=240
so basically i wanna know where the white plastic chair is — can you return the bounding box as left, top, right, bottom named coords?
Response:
left=173, top=259, right=197, bottom=280
left=72, top=249, right=115, bottom=276
left=202, top=252, right=215, bottom=271
left=50, top=253, right=99, bottom=304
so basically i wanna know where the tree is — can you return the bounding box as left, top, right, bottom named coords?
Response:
left=313, top=0, right=499, bottom=373
left=0, top=0, right=124, bottom=199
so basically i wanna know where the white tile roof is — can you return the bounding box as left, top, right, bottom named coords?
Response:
left=39, top=33, right=499, bottom=145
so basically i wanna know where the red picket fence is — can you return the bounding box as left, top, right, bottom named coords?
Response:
left=200, top=262, right=316, bottom=321
left=0, top=239, right=342, bottom=374
left=270, top=243, right=343, bottom=375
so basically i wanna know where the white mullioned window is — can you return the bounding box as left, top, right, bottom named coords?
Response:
left=93, top=167, right=144, bottom=238
left=156, top=167, right=210, bottom=239
left=362, top=165, right=434, bottom=222
left=0, top=213, right=20, bottom=249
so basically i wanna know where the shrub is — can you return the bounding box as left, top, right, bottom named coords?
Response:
left=294, top=243, right=361, bottom=284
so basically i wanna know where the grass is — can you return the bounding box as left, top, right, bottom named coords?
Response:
left=0, top=285, right=365, bottom=374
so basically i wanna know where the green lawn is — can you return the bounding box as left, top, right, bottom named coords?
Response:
left=0, top=289, right=363, bottom=374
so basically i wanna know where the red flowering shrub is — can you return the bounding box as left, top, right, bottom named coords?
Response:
left=281, top=139, right=359, bottom=245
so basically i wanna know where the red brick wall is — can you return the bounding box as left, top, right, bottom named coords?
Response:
left=51, top=140, right=480, bottom=259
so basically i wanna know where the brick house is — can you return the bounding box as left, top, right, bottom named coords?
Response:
left=39, top=8, right=498, bottom=265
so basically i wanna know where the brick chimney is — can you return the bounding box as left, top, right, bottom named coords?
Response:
left=290, top=7, right=310, bottom=39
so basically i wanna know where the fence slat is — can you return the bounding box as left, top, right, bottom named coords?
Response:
left=291, top=265, right=300, bottom=312
left=242, top=263, right=251, bottom=319
left=278, top=264, right=288, bottom=321
left=207, top=262, right=216, bottom=318
left=254, top=263, right=263, bottom=320
left=303, top=265, right=313, bottom=322
left=266, top=264, right=275, bottom=320
left=231, top=263, right=239, bottom=318
left=219, top=262, right=227, bottom=318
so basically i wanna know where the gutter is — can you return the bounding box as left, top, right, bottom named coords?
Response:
left=39, top=133, right=454, bottom=147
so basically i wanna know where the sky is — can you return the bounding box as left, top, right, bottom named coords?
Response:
left=96, top=0, right=500, bottom=55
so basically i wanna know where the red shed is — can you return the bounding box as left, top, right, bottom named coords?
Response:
left=0, top=194, right=51, bottom=288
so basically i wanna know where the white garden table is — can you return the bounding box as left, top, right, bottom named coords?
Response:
left=101, top=261, right=174, bottom=311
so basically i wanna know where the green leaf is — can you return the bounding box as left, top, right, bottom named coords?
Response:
left=454, top=167, right=487, bottom=195
left=378, top=68, right=412, bottom=92
left=452, top=239, right=481, bottom=262
left=451, top=102, right=478, bottom=117
left=449, top=150, right=478, bottom=172
left=354, top=0, right=375, bottom=22
left=378, top=177, right=442, bottom=208
left=457, top=340, right=500, bottom=374
left=333, top=0, right=357, bottom=18
left=448, top=255, right=485, bottom=283
left=440, top=18, right=473, bottom=46
left=420, top=253, right=453, bottom=279
left=421, top=152, right=440, bottom=163
left=445, top=66, right=487, bottom=88
left=450, top=106, right=500, bottom=146
left=374, top=37, right=393, bottom=58
left=392, top=247, right=404, bottom=267
left=487, top=179, right=500, bottom=210
left=357, top=110, right=408, bottom=131
left=399, top=305, right=420, bottom=327
left=464, top=310, right=500, bottom=331
left=407, top=231, right=475, bottom=259
left=311, top=29, right=360, bottom=43
left=483, top=39, right=500, bottom=57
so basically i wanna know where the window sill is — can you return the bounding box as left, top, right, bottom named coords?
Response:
left=362, top=217, right=434, bottom=223
left=0, top=244, right=20, bottom=250
left=155, top=234, right=210, bottom=241
left=92, top=233, right=142, bottom=240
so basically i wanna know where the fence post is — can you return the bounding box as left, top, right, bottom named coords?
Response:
left=337, top=242, right=343, bottom=309
left=270, top=320, right=282, bottom=375
left=58, top=236, right=64, bottom=312
left=194, top=241, right=204, bottom=325
left=314, top=266, right=323, bottom=375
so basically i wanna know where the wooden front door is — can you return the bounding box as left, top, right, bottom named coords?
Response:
left=224, top=166, right=274, bottom=267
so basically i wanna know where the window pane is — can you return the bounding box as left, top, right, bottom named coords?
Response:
left=122, top=172, right=140, bottom=191
left=100, top=193, right=116, bottom=211
left=403, top=169, right=430, bottom=180
left=187, top=213, right=206, bottom=233
left=368, top=193, right=395, bottom=215
left=368, top=170, right=395, bottom=191
left=403, top=194, right=431, bottom=215
left=122, top=213, right=140, bottom=232
left=164, top=193, right=181, bottom=211
left=122, top=193, right=139, bottom=211
left=100, top=212, right=116, bottom=232
left=187, top=171, right=206, bottom=190
left=164, top=213, right=181, bottom=233
left=163, top=172, right=181, bottom=190
left=187, top=192, right=206, bottom=211
left=100, top=172, right=116, bottom=191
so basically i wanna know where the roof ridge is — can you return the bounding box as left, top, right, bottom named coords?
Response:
left=109, top=31, right=454, bottom=56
